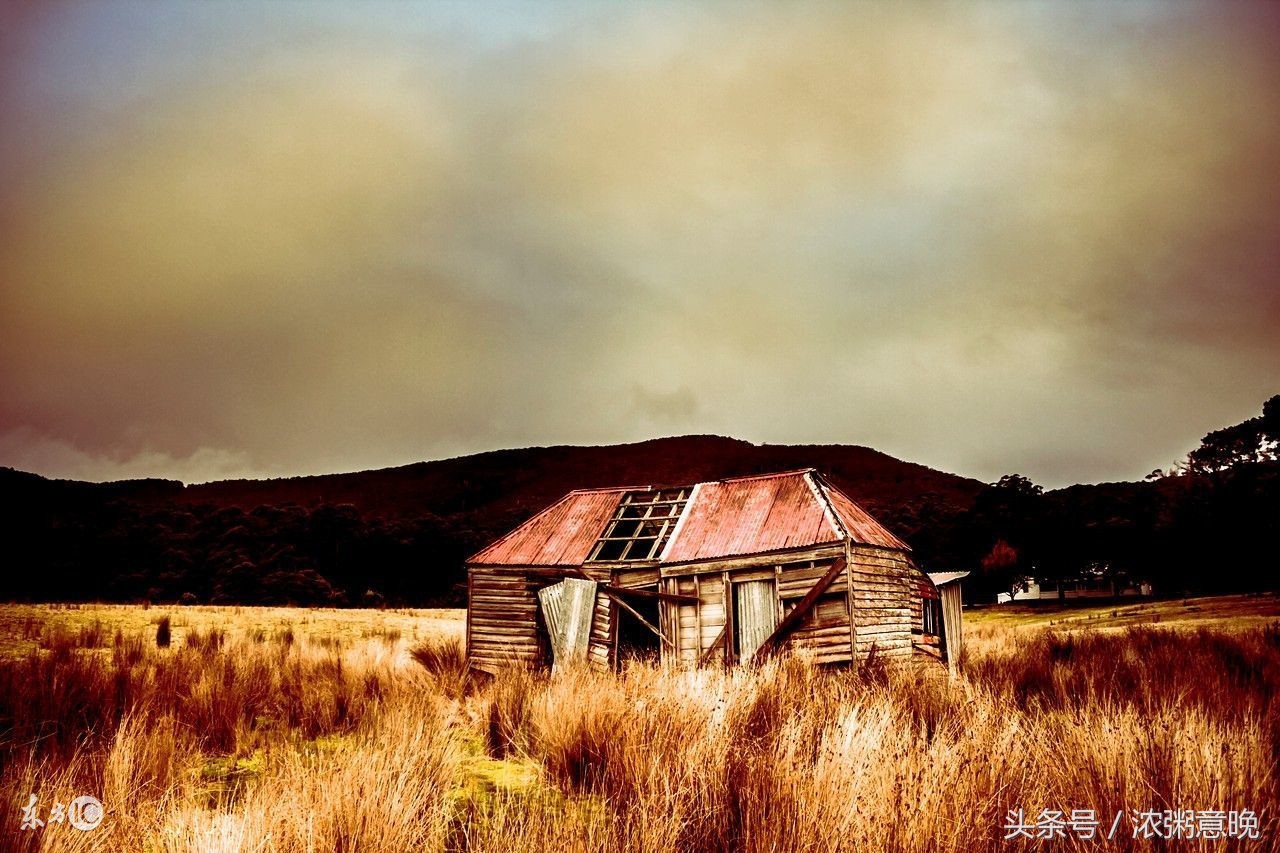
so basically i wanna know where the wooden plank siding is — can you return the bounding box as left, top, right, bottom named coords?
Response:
left=848, top=545, right=928, bottom=660
left=468, top=566, right=614, bottom=673
left=588, top=588, right=613, bottom=671
left=467, top=568, right=544, bottom=673
left=469, top=547, right=942, bottom=672
left=671, top=574, right=723, bottom=664
left=659, top=544, right=848, bottom=577
left=774, top=557, right=854, bottom=666
left=612, top=567, right=661, bottom=589
left=734, top=580, right=778, bottom=660
left=662, top=545, right=856, bottom=666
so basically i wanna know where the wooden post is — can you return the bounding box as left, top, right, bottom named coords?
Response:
left=722, top=571, right=734, bottom=666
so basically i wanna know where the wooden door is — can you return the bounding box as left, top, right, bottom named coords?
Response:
left=734, top=580, right=778, bottom=661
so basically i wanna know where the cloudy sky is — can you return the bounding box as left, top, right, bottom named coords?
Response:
left=1, top=2, right=1277, bottom=488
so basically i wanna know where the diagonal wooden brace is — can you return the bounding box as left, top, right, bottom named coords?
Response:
left=602, top=587, right=675, bottom=648
left=698, top=624, right=728, bottom=667
left=751, top=556, right=848, bottom=662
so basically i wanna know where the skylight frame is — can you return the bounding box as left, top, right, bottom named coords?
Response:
left=586, top=487, right=691, bottom=562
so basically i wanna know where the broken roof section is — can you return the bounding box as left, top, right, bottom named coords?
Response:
left=467, top=469, right=907, bottom=567
left=587, top=486, right=692, bottom=562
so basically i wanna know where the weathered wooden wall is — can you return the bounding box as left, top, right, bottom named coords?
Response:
left=734, top=580, right=777, bottom=660
left=665, top=573, right=725, bottom=664
left=588, top=586, right=613, bottom=670
left=848, top=545, right=923, bottom=660
left=782, top=559, right=855, bottom=665
left=661, top=545, right=851, bottom=665
left=467, top=568, right=543, bottom=673
left=467, top=566, right=612, bottom=673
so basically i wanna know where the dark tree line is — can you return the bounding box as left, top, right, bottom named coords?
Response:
left=879, top=395, right=1280, bottom=602
left=1, top=396, right=1275, bottom=607
left=1, top=499, right=484, bottom=607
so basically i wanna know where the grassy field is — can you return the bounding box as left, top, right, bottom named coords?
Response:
left=0, top=595, right=1276, bottom=851
left=963, top=592, right=1280, bottom=656
left=965, top=592, right=1280, bottom=632
left=0, top=603, right=463, bottom=662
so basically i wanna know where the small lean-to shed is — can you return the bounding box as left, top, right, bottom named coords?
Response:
left=465, top=469, right=959, bottom=673
left=925, top=571, right=969, bottom=669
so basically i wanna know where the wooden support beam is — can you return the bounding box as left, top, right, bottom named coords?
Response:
left=598, top=584, right=699, bottom=605
left=698, top=625, right=728, bottom=667
left=751, top=556, right=847, bottom=663
left=603, top=588, right=674, bottom=648
left=723, top=571, right=734, bottom=665
left=472, top=566, right=592, bottom=578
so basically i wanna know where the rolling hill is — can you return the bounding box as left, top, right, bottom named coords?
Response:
left=0, top=436, right=982, bottom=605
left=2, top=432, right=1275, bottom=605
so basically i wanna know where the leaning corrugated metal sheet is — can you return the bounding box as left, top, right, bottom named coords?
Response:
left=538, top=578, right=597, bottom=669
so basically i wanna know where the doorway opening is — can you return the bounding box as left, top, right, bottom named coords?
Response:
left=613, top=589, right=663, bottom=665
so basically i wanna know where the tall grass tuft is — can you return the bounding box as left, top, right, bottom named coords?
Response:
left=410, top=635, right=472, bottom=699
left=184, top=626, right=224, bottom=653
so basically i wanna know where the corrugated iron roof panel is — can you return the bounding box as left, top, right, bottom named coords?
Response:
left=926, top=571, right=970, bottom=587
left=660, top=471, right=841, bottom=563
left=821, top=481, right=910, bottom=551
left=468, top=470, right=911, bottom=569
left=468, top=489, right=629, bottom=566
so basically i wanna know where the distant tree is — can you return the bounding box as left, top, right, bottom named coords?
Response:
left=1185, top=395, right=1280, bottom=474
left=261, top=568, right=337, bottom=606
left=993, top=473, right=1043, bottom=499
left=972, top=473, right=1047, bottom=584
left=1263, top=394, right=1280, bottom=436
left=981, top=538, right=1028, bottom=604
left=974, top=474, right=1044, bottom=532
left=1187, top=420, right=1266, bottom=473
left=212, top=560, right=262, bottom=604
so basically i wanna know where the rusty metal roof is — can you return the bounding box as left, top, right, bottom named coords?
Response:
left=468, top=470, right=909, bottom=567
left=468, top=488, right=636, bottom=566
left=821, top=479, right=910, bottom=551
left=659, top=470, right=841, bottom=563
left=926, top=571, right=970, bottom=587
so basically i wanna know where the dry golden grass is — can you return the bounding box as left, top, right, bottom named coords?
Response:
left=963, top=592, right=1280, bottom=639
left=1, top=599, right=1276, bottom=851
left=0, top=603, right=462, bottom=662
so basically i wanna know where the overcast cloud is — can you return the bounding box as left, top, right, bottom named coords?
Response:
left=1, top=1, right=1277, bottom=487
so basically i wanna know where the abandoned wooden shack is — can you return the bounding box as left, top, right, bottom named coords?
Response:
left=465, top=469, right=963, bottom=673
